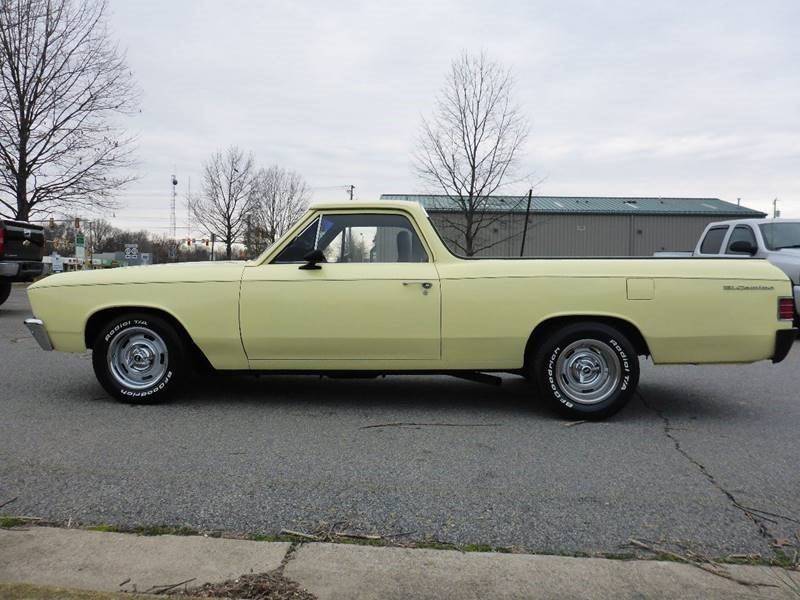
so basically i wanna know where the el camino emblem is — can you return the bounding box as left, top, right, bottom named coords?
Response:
left=723, top=285, right=774, bottom=291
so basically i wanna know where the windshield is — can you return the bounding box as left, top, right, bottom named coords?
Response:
left=759, top=222, right=800, bottom=250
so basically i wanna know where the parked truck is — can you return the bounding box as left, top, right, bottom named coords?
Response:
left=654, top=218, right=800, bottom=321
left=0, top=219, right=45, bottom=307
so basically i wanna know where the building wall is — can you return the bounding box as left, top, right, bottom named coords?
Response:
left=428, top=212, right=743, bottom=257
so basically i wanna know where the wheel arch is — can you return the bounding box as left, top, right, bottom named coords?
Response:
left=84, top=305, right=214, bottom=372
left=523, top=314, right=651, bottom=369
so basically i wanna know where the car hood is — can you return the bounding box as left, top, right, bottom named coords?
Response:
left=29, top=260, right=248, bottom=288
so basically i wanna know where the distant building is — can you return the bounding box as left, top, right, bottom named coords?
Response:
left=380, top=194, right=767, bottom=257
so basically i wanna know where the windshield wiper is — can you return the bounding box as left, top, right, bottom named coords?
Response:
left=775, top=244, right=800, bottom=250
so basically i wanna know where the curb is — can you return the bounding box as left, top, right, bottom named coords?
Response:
left=1, top=526, right=799, bottom=599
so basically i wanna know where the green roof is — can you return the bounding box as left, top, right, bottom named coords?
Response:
left=380, top=194, right=767, bottom=217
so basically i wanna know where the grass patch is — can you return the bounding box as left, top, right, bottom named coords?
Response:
left=129, top=524, right=198, bottom=536
left=248, top=533, right=296, bottom=543
left=0, top=516, right=27, bottom=528
left=86, top=523, right=197, bottom=536
left=86, top=524, right=119, bottom=533
left=461, top=543, right=514, bottom=553
left=765, top=549, right=798, bottom=569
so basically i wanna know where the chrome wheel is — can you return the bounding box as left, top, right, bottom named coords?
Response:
left=107, top=327, right=168, bottom=390
left=555, top=339, right=621, bottom=405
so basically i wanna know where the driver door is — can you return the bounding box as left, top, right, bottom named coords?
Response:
left=239, top=211, right=441, bottom=365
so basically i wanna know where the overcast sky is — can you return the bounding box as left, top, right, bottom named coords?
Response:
left=104, top=0, right=800, bottom=234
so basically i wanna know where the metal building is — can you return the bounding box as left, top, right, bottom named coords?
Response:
left=380, top=194, right=767, bottom=257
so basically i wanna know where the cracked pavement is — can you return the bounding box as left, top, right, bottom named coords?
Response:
left=1, top=285, right=799, bottom=558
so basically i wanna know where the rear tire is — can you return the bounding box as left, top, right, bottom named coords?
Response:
left=92, top=313, right=186, bottom=404
left=530, top=322, right=639, bottom=420
left=0, top=281, right=11, bottom=307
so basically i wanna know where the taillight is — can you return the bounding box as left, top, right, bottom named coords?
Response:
left=778, top=297, right=795, bottom=321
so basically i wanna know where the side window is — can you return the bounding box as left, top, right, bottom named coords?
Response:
left=317, top=213, right=428, bottom=263
left=272, top=217, right=319, bottom=263
left=699, top=227, right=727, bottom=254
left=726, top=225, right=757, bottom=255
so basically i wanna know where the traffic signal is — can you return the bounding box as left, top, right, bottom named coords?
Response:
left=74, top=217, right=80, bottom=230
left=204, top=239, right=209, bottom=246
left=186, top=238, right=191, bottom=246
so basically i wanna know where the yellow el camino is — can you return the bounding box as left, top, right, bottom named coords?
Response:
left=24, top=200, right=797, bottom=419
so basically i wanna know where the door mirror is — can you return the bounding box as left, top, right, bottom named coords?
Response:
left=299, top=248, right=325, bottom=270
left=729, top=240, right=757, bottom=255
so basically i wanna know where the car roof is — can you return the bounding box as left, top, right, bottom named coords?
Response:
left=310, top=199, right=422, bottom=210
left=708, top=218, right=800, bottom=227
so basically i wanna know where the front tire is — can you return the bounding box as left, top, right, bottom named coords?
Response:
left=92, top=313, right=186, bottom=404
left=530, top=322, right=639, bottom=420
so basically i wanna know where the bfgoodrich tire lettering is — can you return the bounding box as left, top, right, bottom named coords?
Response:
left=531, top=322, right=639, bottom=420
left=92, top=313, right=186, bottom=404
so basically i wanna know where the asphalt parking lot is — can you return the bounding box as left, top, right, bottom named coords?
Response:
left=1, top=284, right=798, bottom=559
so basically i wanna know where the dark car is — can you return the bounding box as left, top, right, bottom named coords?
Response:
left=0, top=219, right=45, bottom=307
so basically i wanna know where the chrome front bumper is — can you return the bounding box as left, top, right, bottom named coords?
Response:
left=24, top=318, right=53, bottom=351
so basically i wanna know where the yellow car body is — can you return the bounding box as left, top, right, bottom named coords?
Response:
left=27, top=200, right=794, bottom=374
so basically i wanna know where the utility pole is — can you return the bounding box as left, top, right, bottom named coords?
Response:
left=186, top=176, right=192, bottom=257
left=519, top=188, right=533, bottom=257
left=170, top=174, right=178, bottom=239
left=347, top=185, right=355, bottom=201
left=211, top=233, right=216, bottom=262
left=773, top=198, right=780, bottom=219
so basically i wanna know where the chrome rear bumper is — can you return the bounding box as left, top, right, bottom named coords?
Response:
left=24, top=318, right=53, bottom=351
left=0, top=263, right=19, bottom=277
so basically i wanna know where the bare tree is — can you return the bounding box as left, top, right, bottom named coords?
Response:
left=414, top=51, right=529, bottom=256
left=87, top=217, right=118, bottom=252
left=0, top=0, right=138, bottom=221
left=191, top=146, right=256, bottom=260
left=250, top=165, right=310, bottom=252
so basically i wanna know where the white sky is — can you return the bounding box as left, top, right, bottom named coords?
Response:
left=102, top=0, right=800, bottom=235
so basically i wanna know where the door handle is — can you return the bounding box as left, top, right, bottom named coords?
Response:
left=402, top=281, right=433, bottom=289
left=402, top=281, right=434, bottom=295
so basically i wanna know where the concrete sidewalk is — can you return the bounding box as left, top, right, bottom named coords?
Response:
left=1, top=526, right=798, bottom=599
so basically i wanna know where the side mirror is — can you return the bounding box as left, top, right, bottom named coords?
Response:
left=729, top=240, right=757, bottom=255
left=299, top=248, right=325, bottom=270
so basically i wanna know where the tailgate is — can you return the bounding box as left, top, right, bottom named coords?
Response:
left=1, top=220, right=45, bottom=261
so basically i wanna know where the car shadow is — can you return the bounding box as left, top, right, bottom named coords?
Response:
left=176, top=372, right=559, bottom=419
left=165, top=371, right=750, bottom=424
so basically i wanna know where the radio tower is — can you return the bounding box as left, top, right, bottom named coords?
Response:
left=170, top=174, right=178, bottom=238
